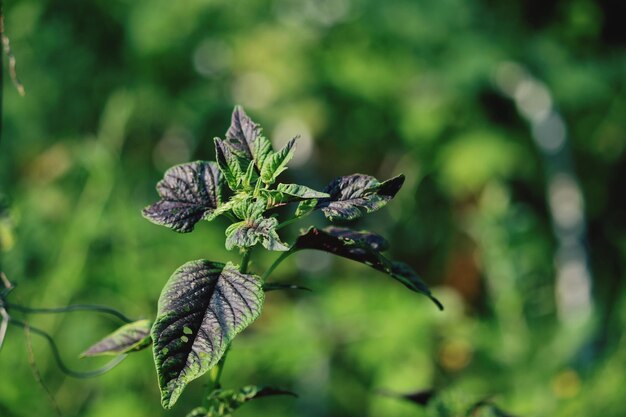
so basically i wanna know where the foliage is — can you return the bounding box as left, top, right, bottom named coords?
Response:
left=135, top=107, right=439, bottom=411
left=1, top=0, right=626, bottom=416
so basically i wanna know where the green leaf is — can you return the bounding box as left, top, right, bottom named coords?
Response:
left=186, top=386, right=296, bottom=417
left=317, top=174, right=405, bottom=221
left=231, top=197, right=265, bottom=221
left=253, top=135, right=273, bottom=170
left=152, top=261, right=264, bottom=408
left=260, top=137, right=297, bottom=184
left=81, top=320, right=152, bottom=358
left=293, top=227, right=442, bottom=309
left=225, top=217, right=289, bottom=252
left=214, top=138, right=244, bottom=191
left=294, top=198, right=319, bottom=218
left=262, top=184, right=328, bottom=207
left=241, top=161, right=259, bottom=190
left=143, top=161, right=224, bottom=233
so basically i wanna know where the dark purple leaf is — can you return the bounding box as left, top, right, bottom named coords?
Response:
left=143, top=161, right=223, bottom=233
left=317, top=174, right=405, bottom=221
left=293, top=227, right=442, bottom=309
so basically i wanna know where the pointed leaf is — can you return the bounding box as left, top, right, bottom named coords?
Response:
left=152, top=261, right=264, bottom=408
left=293, top=227, right=442, bottom=309
left=263, top=184, right=329, bottom=207
left=224, top=106, right=265, bottom=164
left=81, top=320, right=152, bottom=358
left=260, top=137, right=298, bottom=184
left=226, top=217, right=289, bottom=252
left=215, top=138, right=244, bottom=191
left=143, top=161, right=223, bottom=233
left=317, top=174, right=405, bottom=221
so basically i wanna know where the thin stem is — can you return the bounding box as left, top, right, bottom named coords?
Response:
left=5, top=302, right=135, bottom=323
left=240, top=247, right=251, bottom=274
left=8, top=318, right=127, bottom=378
left=261, top=249, right=296, bottom=282
left=275, top=216, right=301, bottom=230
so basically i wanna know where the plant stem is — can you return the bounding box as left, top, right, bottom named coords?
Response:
left=5, top=302, right=135, bottom=323
left=261, top=249, right=296, bottom=282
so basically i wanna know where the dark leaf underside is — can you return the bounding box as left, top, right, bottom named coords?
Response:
left=294, top=227, right=442, bottom=309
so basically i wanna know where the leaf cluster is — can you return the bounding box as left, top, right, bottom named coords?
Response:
left=85, top=107, right=442, bottom=413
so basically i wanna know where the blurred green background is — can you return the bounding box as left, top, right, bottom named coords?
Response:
left=1, top=0, right=626, bottom=416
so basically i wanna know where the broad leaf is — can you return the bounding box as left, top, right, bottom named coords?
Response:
left=293, top=227, right=442, bottom=309
left=225, top=217, right=289, bottom=251
left=143, top=161, right=223, bottom=233
left=317, top=174, right=405, bottom=221
left=152, top=261, right=264, bottom=408
left=214, top=138, right=244, bottom=190
left=186, top=386, right=296, bottom=417
left=224, top=106, right=271, bottom=168
left=260, top=137, right=297, bottom=184
left=81, top=319, right=152, bottom=358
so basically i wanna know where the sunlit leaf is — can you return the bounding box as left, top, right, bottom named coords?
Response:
left=81, top=319, right=152, bottom=358
left=260, top=137, right=297, bottom=184
left=152, top=261, right=264, bottom=408
left=293, top=227, right=442, bottom=309
left=143, top=161, right=223, bottom=233
left=317, top=174, right=405, bottom=221
left=224, top=106, right=271, bottom=169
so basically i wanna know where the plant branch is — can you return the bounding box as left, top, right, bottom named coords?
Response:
left=8, top=318, right=127, bottom=378
left=5, top=302, right=135, bottom=323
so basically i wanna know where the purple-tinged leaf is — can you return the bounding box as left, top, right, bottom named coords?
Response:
left=225, top=106, right=264, bottom=162
left=81, top=319, right=152, bottom=358
left=293, top=227, right=442, bottom=309
left=214, top=137, right=244, bottom=191
left=318, top=174, right=405, bottom=221
left=152, top=261, right=264, bottom=409
left=143, top=161, right=223, bottom=233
